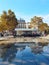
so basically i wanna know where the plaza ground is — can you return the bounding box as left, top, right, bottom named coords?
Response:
left=0, top=35, right=49, bottom=45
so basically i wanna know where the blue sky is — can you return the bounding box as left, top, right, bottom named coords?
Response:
left=0, top=0, right=49, bottom=24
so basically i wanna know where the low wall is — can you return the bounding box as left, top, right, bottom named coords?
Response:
left=0, top=37, right=49, bottom=45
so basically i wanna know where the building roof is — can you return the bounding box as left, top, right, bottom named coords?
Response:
left=15, top=28, right=38, bottom=31
left=17, top=19, right=26, bottom=23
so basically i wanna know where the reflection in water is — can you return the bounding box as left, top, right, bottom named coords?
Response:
left=43, top=44, right=49, bottom=53
left=0, top=43, right=49, bottom=65
left=0, top=44, right=17, bottom=62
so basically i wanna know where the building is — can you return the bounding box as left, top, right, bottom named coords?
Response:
left=15, top=18, right=41, bottom=36
left=28, top=22, right=38, bottom=30
left=17, top=18, right=26, bottom=28
left=16, top=19, right=26, bottom=35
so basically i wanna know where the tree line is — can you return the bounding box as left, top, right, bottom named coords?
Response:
left=0, top=10, right=18, bottom=32
left=29, top=16, right=49, bottom=34
left=0, top=10, right=49, bottom=34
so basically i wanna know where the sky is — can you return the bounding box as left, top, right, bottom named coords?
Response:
left=0, top=0, right=49, bottom=25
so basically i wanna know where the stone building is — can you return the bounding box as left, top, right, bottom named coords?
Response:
left=17, top=18, right=26, bottom=28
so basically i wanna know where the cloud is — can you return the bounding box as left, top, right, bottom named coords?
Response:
left=15, top=12, right=32, bottom=22
left=35, top=14, right=49, bottom=25
left=15, top=12, right=49, bottom=25
left=43, top=15, right=49, bottom=25
left=33, top=14, right=49, bottom=25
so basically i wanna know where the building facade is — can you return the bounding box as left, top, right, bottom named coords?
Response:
left=17, top=19, right=26, bottom=28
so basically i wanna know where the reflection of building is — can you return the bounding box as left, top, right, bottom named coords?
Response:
left=17, top=19, right=26, bottom=28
